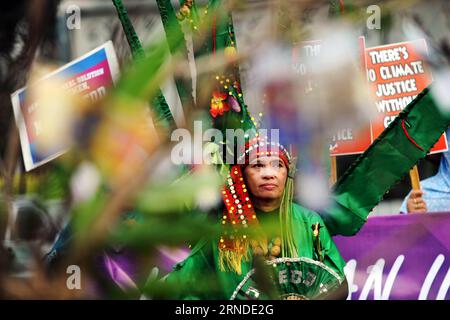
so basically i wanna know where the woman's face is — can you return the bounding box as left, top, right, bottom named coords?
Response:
left=243, top=156, right=288, bottom=203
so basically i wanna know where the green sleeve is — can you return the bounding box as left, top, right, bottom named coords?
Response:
left=325, top=87, right=450, bottom=236
left=164, top=239, right=224, bottom=299
left=318, top=220, right=346, bottom=279
left=294, top=205, right=346, bottom=279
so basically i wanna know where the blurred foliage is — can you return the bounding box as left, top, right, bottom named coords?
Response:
left=1, top=0, right=449, bottom=299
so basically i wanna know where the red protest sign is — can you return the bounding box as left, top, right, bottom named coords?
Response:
left=365, top=39, right=447, bottom=154
left=329, top=126, right=373, bottom=156
left=331, top=38, right=447, bottom=156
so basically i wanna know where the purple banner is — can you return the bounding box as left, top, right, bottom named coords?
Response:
left=334, top=212, right=450, bottom=300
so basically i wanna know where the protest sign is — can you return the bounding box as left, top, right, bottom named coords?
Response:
left=329, top=126, right=373, bottom=156
left=292, top=40, right=322, bottom=93
left=365, top=39, right=447, bottom=153
left=328, top=38, right=448, bottom=156
left=292, top=40, right=373, bottom=156
left=11, top=41, right=120, bottom=171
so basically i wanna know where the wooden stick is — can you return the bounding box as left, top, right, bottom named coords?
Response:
left=409, top=165, right=421, bottom=190
left=329, top=156, right=338, bottom=187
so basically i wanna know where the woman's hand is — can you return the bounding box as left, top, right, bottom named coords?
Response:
left=406, top=190, right=427, bottom=213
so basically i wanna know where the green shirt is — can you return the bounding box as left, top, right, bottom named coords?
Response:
left=165, top=203, right=346, bottom=300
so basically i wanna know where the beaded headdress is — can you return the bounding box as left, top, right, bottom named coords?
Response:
left=218, top=135, right=298, bottom=274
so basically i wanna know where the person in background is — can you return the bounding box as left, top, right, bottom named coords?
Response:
left=400, top=129, right=450, bottom=213
left=165, top=136, right=348, bottom=300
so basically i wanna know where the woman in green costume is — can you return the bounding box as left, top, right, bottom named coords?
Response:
left=165, top=136, right=348, bottom=300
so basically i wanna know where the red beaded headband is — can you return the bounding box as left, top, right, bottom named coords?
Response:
left=237, top=136, right=291, bottom=168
